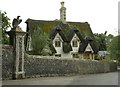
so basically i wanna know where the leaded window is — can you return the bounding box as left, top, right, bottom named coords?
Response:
left=72, top=40, right=78, bottom=47
left=55, top=40, right=61, bottom=47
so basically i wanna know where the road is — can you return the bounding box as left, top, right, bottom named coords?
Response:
left=2, top=72, right=119, bottom=85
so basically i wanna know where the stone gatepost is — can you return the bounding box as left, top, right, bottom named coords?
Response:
left=8, top=26, right=26, bottom=79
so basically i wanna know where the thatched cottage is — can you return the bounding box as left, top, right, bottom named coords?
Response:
left=25, top=1, right=98, bottom=59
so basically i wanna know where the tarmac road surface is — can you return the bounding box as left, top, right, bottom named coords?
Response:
left=2, top=72, right=119, bottom=85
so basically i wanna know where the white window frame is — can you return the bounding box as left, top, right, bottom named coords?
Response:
left=55, top=54, right=61, bottom=57
left=55, top=39, right=61, bottom=47
left=72, top=53, right=79, bottom=58
left=72, top=40, right=78, bottom=47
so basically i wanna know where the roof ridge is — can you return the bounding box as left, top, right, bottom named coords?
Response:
left=26, top=18, right=89, bottom=24
left=26, top=18, right=62, bottom=22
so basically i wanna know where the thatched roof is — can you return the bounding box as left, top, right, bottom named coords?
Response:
left=25, top=19, right=98, bottom=54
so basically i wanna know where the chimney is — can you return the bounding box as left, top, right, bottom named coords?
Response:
left=60, top=1, right=66, bottom=24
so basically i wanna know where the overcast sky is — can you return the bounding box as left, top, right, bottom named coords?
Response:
left=0, top=0, right=119, bottom=36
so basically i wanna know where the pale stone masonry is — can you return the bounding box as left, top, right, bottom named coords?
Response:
left=7, top=26, right=26, bottom=79
left=14, top=27, right=26, bottom=79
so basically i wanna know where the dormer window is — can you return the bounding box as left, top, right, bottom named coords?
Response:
left=72, top=40, right=78, bottom=47
left=54, top=33, right=63, bottom=47
left=55, top=37, right=61, bottom=47
left=55, top=40, right=61, bottom=47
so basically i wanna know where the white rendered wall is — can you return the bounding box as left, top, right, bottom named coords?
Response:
left=53, top=33, right=71, bottom=58
left=85, top=43, right=94, bottom=60
left=85, top=43, right=93, bottom=53
left=70, top=34, right=80, bottom=53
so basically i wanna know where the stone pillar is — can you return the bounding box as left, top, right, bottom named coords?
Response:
left=8, top=26, right=26, bottom=79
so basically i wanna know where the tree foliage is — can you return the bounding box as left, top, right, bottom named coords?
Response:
left=106, top=34, right=114, bottom=48
left=94, top=33, right=114, bottom=51
left=94, top=33, right=107, bottom=51
left=108, top=35, right=120, bottom=61
left=31, top=27, right=52, bottom=55
left=0, top=10, right=11, bottom=44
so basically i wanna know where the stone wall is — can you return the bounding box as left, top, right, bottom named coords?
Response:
left=24, top=54, right=117, bottom=78
left=2, top=45, right=117, bottom=80
left=2, top=45, right=14, bottom=80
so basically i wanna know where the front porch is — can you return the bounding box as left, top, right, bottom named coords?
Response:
left=83, top=51, right=95, bottom=60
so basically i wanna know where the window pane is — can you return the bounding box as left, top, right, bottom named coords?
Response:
left=72, top=53, right=79, bottom=58
left=55, top=40, right=61, bottom=47
left=72, top=40, right=78, bottom=47
left=55, top=54, right=61, bottom=57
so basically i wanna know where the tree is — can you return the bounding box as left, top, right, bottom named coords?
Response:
left=94, top=33, right=107, bottom=51
left=106, top=34, right=114, bottom=49
left=94, top=33, right=114, bottom=51
left=0, top=10, right=11, bottom=44
left=31, top=27, right=52, bottom=55
left=108, top=35, right=120, bottom=61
